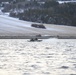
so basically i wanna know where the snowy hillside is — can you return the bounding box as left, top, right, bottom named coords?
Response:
left=0, top=14, right=76, bottom=38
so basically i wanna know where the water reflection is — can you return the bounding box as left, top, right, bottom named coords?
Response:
left=0, top=39, right=76, bottom=75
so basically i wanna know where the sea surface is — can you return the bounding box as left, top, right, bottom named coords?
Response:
left=0, top=39, right=76, bottom=75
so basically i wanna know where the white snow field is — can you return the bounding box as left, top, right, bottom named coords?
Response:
left=0, top=39, right=76, bottom=75
left=0, top=15, right=76, bottom=38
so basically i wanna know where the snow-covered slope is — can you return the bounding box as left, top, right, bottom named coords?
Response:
left=0, top=15, right=50, bottom=36
left=0, top=15, right=76, bottom=38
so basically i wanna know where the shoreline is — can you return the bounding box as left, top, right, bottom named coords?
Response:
left=0, top=35, right=76, bottom=39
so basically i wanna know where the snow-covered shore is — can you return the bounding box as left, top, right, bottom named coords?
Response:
left=0, top=14, right=76, bottom=38
left=0, top=39, right=76, bottom=75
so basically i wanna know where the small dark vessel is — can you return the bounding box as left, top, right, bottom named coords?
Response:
left=29, top=38, right=42, bottom=42
left=31, top=24, right=46, bottom=29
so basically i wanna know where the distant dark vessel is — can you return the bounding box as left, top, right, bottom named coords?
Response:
left=31, top=24, right=46, bottom=29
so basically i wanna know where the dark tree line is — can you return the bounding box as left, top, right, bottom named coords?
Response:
left=9, top=0, right=76, bottom=26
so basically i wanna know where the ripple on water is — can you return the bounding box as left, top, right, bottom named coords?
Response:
left=42, top=71, right=50, bottom=74
left=73, top=64, right=76, bottom=67
left=70, top=74, right=76, bottom=75
left=60, top=66, right=69, bottom=69
left=31, top=64, right=40, bottom=69
left=23, top=73, right=30, bottom=75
